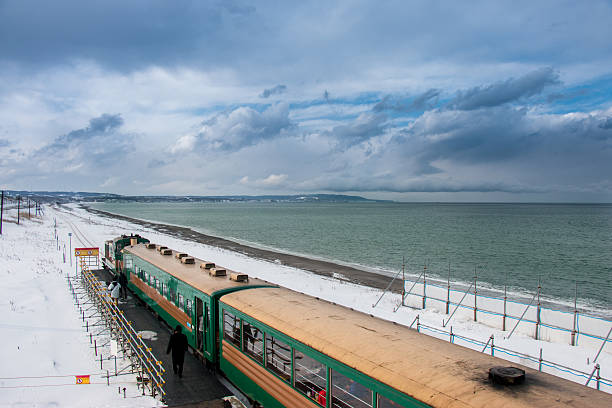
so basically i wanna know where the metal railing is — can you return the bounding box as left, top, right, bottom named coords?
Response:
left=391, top=272, right=611, bottom=350
left=410, top=314, right=610, bottom=391
left=69, top=258, right=166, bottom=399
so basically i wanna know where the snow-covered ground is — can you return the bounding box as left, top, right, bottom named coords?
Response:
left=0, top=206, right=162, bottom=407
left=1, top=203, right=610, bottom=408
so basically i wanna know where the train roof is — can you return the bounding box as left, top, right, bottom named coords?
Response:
left=123, top=244, right=273, bottom=296
left=220, top=287, right=610, bottom=408
left=111, top=234, right=148, bottom=244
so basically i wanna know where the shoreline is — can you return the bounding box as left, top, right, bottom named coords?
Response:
left=83, top=205, right=405, bottom=294
left=82, top=204, right=611, bottom=319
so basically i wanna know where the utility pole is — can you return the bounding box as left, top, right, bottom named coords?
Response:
left=0, top=190, right=4, bottom=235
left=69, top=232, right=73, bottom=267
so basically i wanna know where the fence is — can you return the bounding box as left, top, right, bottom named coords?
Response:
left=0, top=191, right=44, bottom=234
left=407, top=315, right=611, bottom=391
left=384, top=265, right=612, bottom=354
left=67, top=257, right=166, bottom=400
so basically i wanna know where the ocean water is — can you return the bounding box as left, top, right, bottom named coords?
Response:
left=90, top=202, right=611, bottom=312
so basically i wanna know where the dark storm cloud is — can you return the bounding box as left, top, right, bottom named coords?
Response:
left=42, top=114, right=124, bottom=152
left=326, top=113, right=386, bottom=151
left=34, top=113, right=133, bottom=169
left=394, top=106, right=612, bottom=179
left=373, top=89, right=440, bottom=113
left=405, top=108, right=532, bottom=170
left=599, top=117, right=612, bottom=130
left=300, top=176, right=542, bottom=194
left=0, top=0, right=260, bottom=70
left=259, top=85, right=287, bottom=98
left=448, top=67, right=560, bottom=110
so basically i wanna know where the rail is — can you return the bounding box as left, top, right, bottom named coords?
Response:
left=69, top=258, right=166, bottom=400
left=410, top=314, right=611, bottom=391
left=394, top=274, right=611, bottom=350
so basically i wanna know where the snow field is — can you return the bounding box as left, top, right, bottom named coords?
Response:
left=0, top=207, right=161, bottom=407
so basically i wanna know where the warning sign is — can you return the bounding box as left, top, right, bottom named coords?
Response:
left=75, top=247, right=99, bottom=257
left=75, top=375, right=90, bottom=384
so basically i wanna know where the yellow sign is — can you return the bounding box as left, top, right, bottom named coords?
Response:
left=75, top=375, right=90, bottom=384
left=75, top=247, right=99, bottom=257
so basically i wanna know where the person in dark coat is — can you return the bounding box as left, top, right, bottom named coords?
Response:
left=118, top=272, right=128, bottom=300
left=166, top=325, right=188, bottom=377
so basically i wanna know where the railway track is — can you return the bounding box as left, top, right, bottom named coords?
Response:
left=54, top=206, right=96, bottom=248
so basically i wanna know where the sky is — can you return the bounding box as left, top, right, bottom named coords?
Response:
left=0, top=0, right=611, bottom=202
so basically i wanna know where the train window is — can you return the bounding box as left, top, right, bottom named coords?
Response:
left=242, top=322, right=263, bottom=364
left=163, top=283, right=168, bottom=298
left=223, top=311, right=241, bottom=347
left=124, top=257, right=133, bottom=268
left=185, top=299, right=192, bottom=315
left=169, top=287, right=176, bottom=302
left=331, top=369, right=372, bottom=408
left=155, top=278, right=161, bottom=293
left=144, top=272, right=149, bottom=283
left=178, top=294, right=184, bottom=309
left=294, top=351, right=326, bottom=404
left=377, top=395, right=404, bottom=408
left=265, top=334, right=291, bottom=382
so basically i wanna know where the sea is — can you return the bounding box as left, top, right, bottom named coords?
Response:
left=90, top=201, right=611, bottom=315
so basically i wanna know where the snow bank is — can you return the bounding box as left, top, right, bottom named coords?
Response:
left=0, top=206, right=161, bottom=407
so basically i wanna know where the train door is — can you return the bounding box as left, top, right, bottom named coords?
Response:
left=196, top=297, right=204, bottom=352
left=204, top=302, right=210, bottom=355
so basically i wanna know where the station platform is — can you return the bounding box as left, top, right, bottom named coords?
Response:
left=91, top=269, right=233, bottom=408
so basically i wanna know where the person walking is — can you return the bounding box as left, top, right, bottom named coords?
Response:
left=118, top=272, right=128, bottom=300
left=167, top=325, right=188, bottom=378
left=108, top=278, right=121, bottom=306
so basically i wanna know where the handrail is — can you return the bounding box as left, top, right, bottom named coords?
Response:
left=77, top=260, right=165, bottom=398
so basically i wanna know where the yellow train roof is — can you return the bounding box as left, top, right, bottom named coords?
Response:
left=123, top=244, right=271, bottom=295
left=221, top=287, right=610, bottom=408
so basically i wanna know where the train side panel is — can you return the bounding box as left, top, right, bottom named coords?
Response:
left=218, top=300, right=427, bottom=408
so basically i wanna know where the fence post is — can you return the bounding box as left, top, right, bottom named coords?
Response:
left=422, top=263, right=427, bottom=309
left=535, top=278, right=541, bottom=340
left=0, top=190, right=4, bottom=235
left=571, top=281, right=577, bottom=346
left=473, top=267, right=477, bottom=322
left=596, top=364, right=601, bottom=390
left=402, top=257, right=405, bottom=307
left=450, top=326, right=454, bottom=343
left=491, top=335, right=495, bottom=356
left=538, top=348, right=543, bottom=371
left=446, top=262, right=451, bottom=314
left=17, top=196, right=20, bottom=224
left=416, top=315, right=420, bottom=333
left=28, top=197, right=31, bottom=219
left=503, top=273, right=507, bottom=331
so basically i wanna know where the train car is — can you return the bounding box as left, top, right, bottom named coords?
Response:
left=103, top=234, right=149, bottom=271
left=218, top=286, right=611, bottom=408
left=121, top=243, right=274, bottom=362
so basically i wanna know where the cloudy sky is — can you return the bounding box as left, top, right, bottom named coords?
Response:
left=1, top=1, right=611, bottom=202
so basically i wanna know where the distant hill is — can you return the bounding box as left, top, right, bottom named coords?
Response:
left=1, top=191, right=389, bottom=203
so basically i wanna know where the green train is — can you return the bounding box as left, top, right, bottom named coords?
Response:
left=109, top=238, right=610, bottom=408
